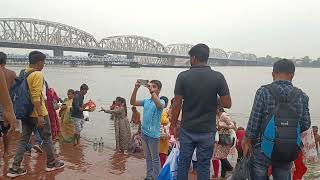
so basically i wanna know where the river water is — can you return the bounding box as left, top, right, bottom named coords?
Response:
left=7, top=65, right=320, bottom=179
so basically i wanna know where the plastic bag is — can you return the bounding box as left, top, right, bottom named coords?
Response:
left=301, top=128, right=318, bottom=163
left=231, top=156, right=251, bottom=180
left=157, top=143, right=180, bottom=180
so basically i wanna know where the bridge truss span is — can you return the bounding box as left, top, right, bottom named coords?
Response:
left=0, top=18, right=99, bottom=48
left=99, top=35, right=168, bottom=54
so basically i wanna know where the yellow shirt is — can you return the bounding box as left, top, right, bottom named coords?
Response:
left=25, top=68, right=48, bottom=117
left=160, top=111, right=170, bottom=154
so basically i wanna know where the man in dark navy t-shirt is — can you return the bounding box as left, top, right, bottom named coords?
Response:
left=171, top=44, right=232, bottom=180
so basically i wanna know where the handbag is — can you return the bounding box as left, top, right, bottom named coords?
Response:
left=218, top=133, right=234, bottom=145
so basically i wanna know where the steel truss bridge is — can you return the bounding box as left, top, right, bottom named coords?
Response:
left=0, top=18, right=258, bottom=66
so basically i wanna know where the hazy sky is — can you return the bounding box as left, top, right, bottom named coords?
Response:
left=1, top=0, right=319, bottom=59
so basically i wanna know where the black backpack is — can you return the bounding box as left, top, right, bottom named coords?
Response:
left=260, top=84, right=302, bottom=162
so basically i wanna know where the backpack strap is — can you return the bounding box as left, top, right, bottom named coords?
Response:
left=20, top=69, right=35, bottom=78
left=264, top=84, right=285, bottom=104
left=287, top=87, right=302, bottom=104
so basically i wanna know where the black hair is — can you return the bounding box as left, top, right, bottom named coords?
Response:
left=160, top=96, right=169, bottom=105
left=80, top=83, right=89, bottom=91
left=273, top=59, right=295, bottom=74
left=150, top=80, right=162, bottom=90
left=0, top=52, right=7, bottom=65
left=67, top=89, right=75, bottom=94
left=188, top=43, right=210, bottom=62
left=29, top=51, right=46, bottom=64
left=312, top=126, right=318, bottom=129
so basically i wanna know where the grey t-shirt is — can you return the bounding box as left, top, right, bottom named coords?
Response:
left=71, top=91, right=84, bottom=119
left=174, top=66, right=230, bottom=133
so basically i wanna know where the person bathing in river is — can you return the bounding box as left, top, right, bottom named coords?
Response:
left=71, top=84, right=94, bottom=146
left=100, top=97, right=131, bottom=153
left=59, top=89, right=76, bottom=143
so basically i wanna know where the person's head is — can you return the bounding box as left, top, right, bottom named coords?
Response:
left=148, top=80, right=162, bottom=95
left=237, top=127, right=245, bottom=131
left=132, top=106, right=137, bottom=112
left=116, top=97, right=127, bottom=115
left=216, top=106, right=225, bottom=115
left=67, top=89, right=75, bottom=99
left=188, top=44, right=210, bottom=66
left=0, top=52, right=7, bottom=67
left=272, top=59, right=295, bottom=81
left=80, top=83, right=89, bottom=96
left=312, top=126, right=318, bottom=135
left=29, top=51, right=46, bottom=71
left=160, top=96, right=169, bottom=108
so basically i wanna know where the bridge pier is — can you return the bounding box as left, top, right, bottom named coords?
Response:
left=53, top=49, right=64, bottom=57
left=104, top=61, right=112, bottom=68
left=168, top=57, right=175, bottom=66
left=126, top=54, right=134, bottom=59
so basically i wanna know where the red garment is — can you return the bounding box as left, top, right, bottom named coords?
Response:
left=293, top=151, right=307, bottom=180
left=236, top=129, right=246, bottom=152
left=160, top=153, right=167, bottom=167
left=46, top=88, right=60, bottom=140
left=212, top=159, right=220, bottom=178
left=268, top=165, right=272, bottom=177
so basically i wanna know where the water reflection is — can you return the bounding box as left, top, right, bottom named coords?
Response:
left=109, top=152, right=129, bottom=174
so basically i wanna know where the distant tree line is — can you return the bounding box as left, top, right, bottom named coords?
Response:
left=257, top=55, right=320, bottom=67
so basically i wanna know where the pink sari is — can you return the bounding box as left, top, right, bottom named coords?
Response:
left=47, top=88, right=61, bottom=140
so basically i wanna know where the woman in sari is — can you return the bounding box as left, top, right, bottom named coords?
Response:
left=212, top=107, right=236, bottom=178
left=47, top=87, right=61, bottom=141
left=58, top=89, right=75, bottom=143
left=100, top=97, right=131, bottom=153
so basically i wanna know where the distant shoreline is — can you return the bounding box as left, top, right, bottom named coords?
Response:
left=6, top=63, right=320, bottom=69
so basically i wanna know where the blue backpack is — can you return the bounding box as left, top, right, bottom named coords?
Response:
left=10, top=70, right=35, bottom=120
left=260, top=84, right=302, bottom=162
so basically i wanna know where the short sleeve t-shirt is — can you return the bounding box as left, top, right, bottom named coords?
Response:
left=141, top=98, right=165, bottom=138
left=174, top=66, right=230, bottom=133
left=71, top=91, right=84, bottom=119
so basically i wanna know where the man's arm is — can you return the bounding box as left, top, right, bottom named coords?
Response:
left=217, top=72, right=232, bottom=108
left=220, top=95, right=232, bottom=109
left=171, top=95, right=182, bottom=127
left=0, top=68, right=17, bottom=132
left=130, top=81, right=143, bottom=106
left=243, top=87, right=265, bottom=156
left=172, top=73, right=184, bottom=128
left=151, top=92, right=163, bottom=109
left=300, top=93, right=311, bottom=132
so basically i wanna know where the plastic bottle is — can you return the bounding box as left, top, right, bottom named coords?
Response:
left=99, top=137, right=104, bottom=146
left=93, top=138, right=98, bottom=146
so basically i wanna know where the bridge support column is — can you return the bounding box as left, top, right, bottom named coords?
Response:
left=127, top=54, right=134, bottom=60
left=168, top=57, right=175, bottom=66
left=53, top=49, right=64, bottom=57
